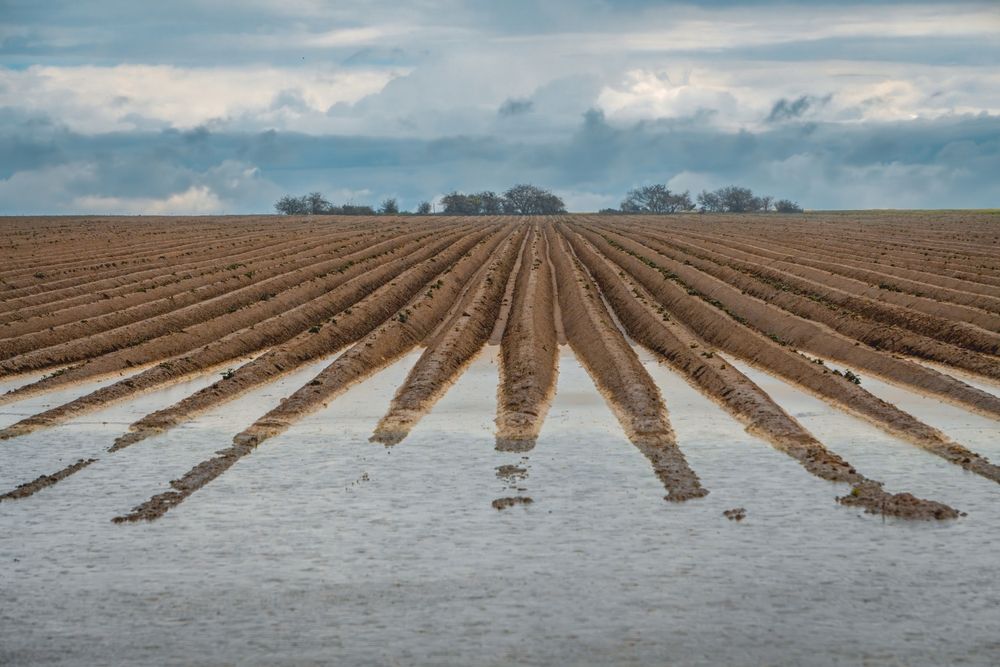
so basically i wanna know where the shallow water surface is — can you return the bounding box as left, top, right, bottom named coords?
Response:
left=2, top=346, right=999, bottom=666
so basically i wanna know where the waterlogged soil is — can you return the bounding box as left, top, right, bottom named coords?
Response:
left=2, top=347, right=1000, bottom=665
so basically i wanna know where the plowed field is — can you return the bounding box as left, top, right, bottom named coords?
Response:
left=2, top=212, right=998, bottom=522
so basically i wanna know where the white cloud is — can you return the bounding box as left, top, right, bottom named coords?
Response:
left=554, top=189, right=618, bottom=212
left=0, top=64, right=404, bottom=132
left=74, top=186, right=225, bottom=214
left=594, top=61, right=1000, bottom=129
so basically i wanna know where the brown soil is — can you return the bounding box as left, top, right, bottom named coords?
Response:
left=548, top=225, right=707, bottom=502
left=496, top=464, right=528, bottom=480
left=0, top=224, right=445, bottom=379
left=370, top=227, right=528, bottom=444
left=838, top=481, right=960, bottom=520
left=0, top=227, right=478, bottom=441
left=560, top=224, right=956, bottom=518
left=618, top=222, right=1000, bottom=367
left=115, top=224, right=523, bottom=522
left=0, top=213, right=993, bottom=523
left=588, top=223, right=1000, bottom=421
left=575, top=224, right=1000, bottom=486
left=494, top=224, right=560, bottom=451
left=110, top=226, right=495, bottom=451
left=492, top=496, right=534, bottom=510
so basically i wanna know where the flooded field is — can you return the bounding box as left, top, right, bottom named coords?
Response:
left=2, top=346, right=999, bottom=665
left=2, top=213, right=999, bottom=664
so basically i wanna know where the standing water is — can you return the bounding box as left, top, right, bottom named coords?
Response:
left=2, top=346, right=999, bottom=665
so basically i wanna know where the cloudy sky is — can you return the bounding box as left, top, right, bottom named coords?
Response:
left=1, top=0, right=998, bottom=213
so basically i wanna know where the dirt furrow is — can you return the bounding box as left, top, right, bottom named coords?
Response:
left=0, top=226, right=410, bottom=356
left=624, top=223, right=1000, bottom=358
left=0, top=228, right=479, bottom=440
left=0, top=225, right=371, bottom=329
left=371, top=226, right=529, bottom=445
left=576, top=224, right=1000, bottom=483
left=0, top=459, right=97, bottom=502
left=664, top=228, right=1000, bottom=332
left=494, top=225, right=560, bottom=451
left=679, top=228, right=1000, bottom=314
left=110, top=226, right=499, bottom=450
left=614, top=224, right=1000, bottom=380
left=0, top=227, right=441, bottom=380
left=0, top=226, right=287, bottom=299
left=592, top=224, right=1000, bottom=422
left=560, top=224, right=957, bottom=519
left=113, top=224, right=521, bottom=522
left=0, top=231, right=447, bottom=402
left=548, top=225, right=706, bottom=502
left=730, top=230, right=1000, bottom=287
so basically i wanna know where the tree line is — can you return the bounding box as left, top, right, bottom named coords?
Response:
left=274, top=183, right=802, bottom=215
left=440, top=184, right=566, bottom=215
left=604, top=184, right=802, bottom=214
left=274, top=193, right=383, bottom=216
left=274, top=184, right=565, bottom=216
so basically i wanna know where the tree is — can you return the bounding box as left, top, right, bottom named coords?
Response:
left=717, top=186, right=757, bottom=213
left=671, top=190, right=695, bottom=212
left=696, top=186, right=786, bottom=213
left=774, top=199, right=803, bottom=213
left=477, top=191, right=503, bottom=215
left=697, top=189, right=723, bottom=213
left=275, top=195, right=308, bottom=215
left=340, top=204, right=376, bottom=216
left=416, top=201, right=432, bottom=215
left=379, top=198, right=399, bottom=215
left=501, top=184, right=566, bottom=214
left=306, top=191, right=332, bottom=215
left=441, top=191, right=478, bottom=215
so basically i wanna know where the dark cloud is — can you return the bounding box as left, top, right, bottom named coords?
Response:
left=498, top=98, right=533, bottom=117
left=2, top=108, right=997, bottom=213
left=766, top=94, right=832, bottom=123
left=1, top=1, right=995, bottom=212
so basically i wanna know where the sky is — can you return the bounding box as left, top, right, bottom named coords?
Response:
left=1, top=0, right=998, bottom=213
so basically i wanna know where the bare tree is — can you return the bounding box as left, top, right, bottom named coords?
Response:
left=416, top=201, right=432, bottom=215
left=274, top=195, right=308, bottom=215
left=621, top=184, right=695, bottom=213
left=306, top=192, right=331, bottom=215
left=379, top=198, right=399, bottom=215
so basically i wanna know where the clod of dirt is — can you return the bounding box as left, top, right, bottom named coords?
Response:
left=492, top=496, right=534, bottom=510
left=723, top=507, right=747, bottom=521
left=837, top=481, right=959, bottom=520
left=495, top=464, right=528, bottom=480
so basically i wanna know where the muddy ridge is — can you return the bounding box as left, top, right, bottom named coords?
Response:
left=576, top=224, right=1000, bottom=485
left=370, top=225, right=528, bottom=445
left=116, top=224, right=522, bottom=521
left=561, top=224, right=957, bottom=518
left=548, top=225, right=706, bottom=502
left=0, top=213, right=995, bottom=524
left=494, top=224, right=560, bottom=452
